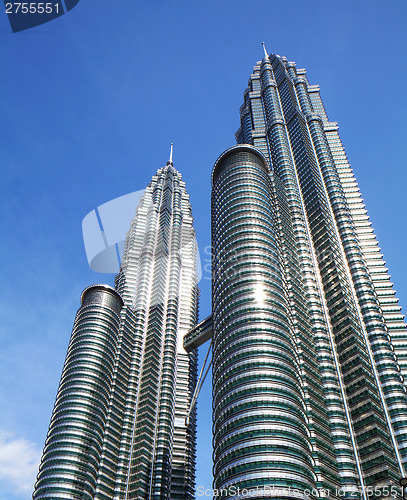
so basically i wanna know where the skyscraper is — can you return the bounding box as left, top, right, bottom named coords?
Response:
left=33, top=155, right=199, bottom=500
left=209, top=47, right=407, bottom=498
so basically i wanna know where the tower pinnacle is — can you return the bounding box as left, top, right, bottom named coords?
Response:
left=167, top=143, right=174, bottom=166
left=262, top=42, right=268, bottom=59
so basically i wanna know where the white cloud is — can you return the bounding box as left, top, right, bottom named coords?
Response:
left=0, top=431, right=41, bottom=496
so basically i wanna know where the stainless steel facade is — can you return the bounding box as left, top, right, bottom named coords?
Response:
left=211, top=51, right=407, bottom=499
left=212, top=146, right=318, bottom=498
left=114, top=161, right=199, bottom=500
left=33, top=161, right=199, bottom=500
left=32, top=284, right=126, bottom=499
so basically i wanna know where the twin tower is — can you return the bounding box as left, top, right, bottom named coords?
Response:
left=33, top=50, right=407, bottom=499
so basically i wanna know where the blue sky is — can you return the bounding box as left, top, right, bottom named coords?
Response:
left=0, top=1, right=406, bottom=498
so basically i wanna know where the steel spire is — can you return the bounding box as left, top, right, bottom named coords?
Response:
left=262, top=42, right=268, bottom=59
left=167, top=143, right=174, bottom=166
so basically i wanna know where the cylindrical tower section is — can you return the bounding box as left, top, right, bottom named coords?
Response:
left=211, top=145, right=316, bottom=499
left=33, top=285, right=123, bottom=500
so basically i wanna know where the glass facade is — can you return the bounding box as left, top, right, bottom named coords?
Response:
left=33, top=162, right=199, bottom=500
left=115, top=163, right=199, bottom=500
left=32, top=285, right=126, bottom=499
left=212, top=52, right=407, bottom=499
